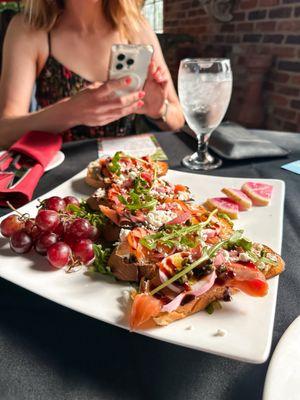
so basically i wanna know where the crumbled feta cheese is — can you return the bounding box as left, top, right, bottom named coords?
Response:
left=119, top=228, right=131, bottom=242
left=201, top=232, right=208, bottom=242
left=266, top=252, right=277, bottom=262
left=214, top=328, right=227, bottom=337
left=185, top=325, right=195, bottom=331
left=238, top=252, right=251, bottom=262
left=257, top=261, right=266, bottom=270
left=150, top=189, right=168, bottom=199
left=223, top=250, right=230, bottom=262
left=177, top=191, right=190, bottom=201
left=146, top=209, right=177, bottom=229
left=255, top=243, right=263, bottom=252
left=115, top=174, right=126, bottom=185
left=128, top=170, right=138, bottom=180
left=94, top=187, right=106, bottom=198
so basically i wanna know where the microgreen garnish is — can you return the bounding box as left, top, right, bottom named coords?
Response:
left=107, top=151, right=122, bottom=175
left=118, top=190, right=157, bottom=212
left=140, top=209, right=218, bottom=251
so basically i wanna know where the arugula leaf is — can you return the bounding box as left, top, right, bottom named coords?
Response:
left=133, top=176, right=148, bottom=194
left=107, top=152, right=122, bottom=175
left=118, top=189, right=157, bottom=212
left=92, top=244, right=113, bottom=276
left=66, top=202, right=106, bottom=229
left=235, top=237, right=252, bottom=251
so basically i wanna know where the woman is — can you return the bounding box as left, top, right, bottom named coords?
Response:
left=0, top=0, right=185, bottom=147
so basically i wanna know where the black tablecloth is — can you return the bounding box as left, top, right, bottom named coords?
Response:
left=0, top=131, right=300, bottom=400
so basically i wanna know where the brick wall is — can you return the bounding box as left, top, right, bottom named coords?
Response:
left=163, top=0, right=300, bottom=132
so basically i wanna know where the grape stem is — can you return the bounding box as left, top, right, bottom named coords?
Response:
left=6, top=201, right=30, bottom=221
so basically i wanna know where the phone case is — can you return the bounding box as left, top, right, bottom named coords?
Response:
left=109, top=44, right=154, bottom=96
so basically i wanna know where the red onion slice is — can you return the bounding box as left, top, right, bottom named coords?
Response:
left=161, top=270, right=216, bottom=313
left=159, top=269, right=182, bottom=294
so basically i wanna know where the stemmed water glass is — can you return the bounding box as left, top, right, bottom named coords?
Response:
left=178, top=58, right=232, bottom=170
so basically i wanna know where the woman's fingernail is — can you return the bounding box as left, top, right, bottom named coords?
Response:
left=125, top=77, right=132, bottom=85
left=137, top=100, right=144, bottom=108
left=138, top=91, right=145, bottom=99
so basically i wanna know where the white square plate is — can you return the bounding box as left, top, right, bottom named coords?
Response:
left=0, top=169, right=285, bottom=363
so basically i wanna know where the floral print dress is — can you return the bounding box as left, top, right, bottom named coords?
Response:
left=35, top=34, right=137, bottom=142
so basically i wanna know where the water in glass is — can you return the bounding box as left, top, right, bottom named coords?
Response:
left=178, top=59, right=232, bottom=170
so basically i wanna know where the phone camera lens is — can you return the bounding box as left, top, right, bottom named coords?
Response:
left=127, top=59, right=134, bottom=66
left=116, top=63, right=123, bottom=70
left=117, top=54, right=125, bottom=61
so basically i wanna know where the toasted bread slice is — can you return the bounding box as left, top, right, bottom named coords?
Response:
left=261, top=245, right=285, bottom=279
left=153, top=245, right=284, bottom=327
left=155, top=161, right=168, bottom=177
left=85, top=174, right=106, bottom=189
left=85, top=158, right=168, bottom=189
left=154, top=286, right=237, bottom=326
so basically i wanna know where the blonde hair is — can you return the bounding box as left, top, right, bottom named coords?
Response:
left=22, top=0, right=145, bottom=39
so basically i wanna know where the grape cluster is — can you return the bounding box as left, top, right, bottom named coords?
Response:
left=0, top=196, right=100, bottom=269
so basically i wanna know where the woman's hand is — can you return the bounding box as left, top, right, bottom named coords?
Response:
left=65, top=77, right=145, bottom=127
left=137, top=60, right=168, bottom=119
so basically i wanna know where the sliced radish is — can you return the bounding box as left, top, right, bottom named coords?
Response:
left=221, top=188, right=252, bottom=211
left=204, top=197, right=239, bottom=219
left=241, top=182, right=273, bottom=206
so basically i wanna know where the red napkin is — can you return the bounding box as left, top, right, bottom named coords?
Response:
left=0, top=131, right=62, bottom=207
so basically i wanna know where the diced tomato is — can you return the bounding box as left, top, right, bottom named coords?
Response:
left=164, top=198, right=191, bottom=212
left=141, top=172, right=152, bottom=183
left=174, top=184, right=187, bottom=193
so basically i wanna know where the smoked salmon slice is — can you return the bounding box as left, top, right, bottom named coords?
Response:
left=130, top=293, right=162, bottom=330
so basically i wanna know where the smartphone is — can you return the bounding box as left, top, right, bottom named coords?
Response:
left=109, top=44, right=154, bottom=96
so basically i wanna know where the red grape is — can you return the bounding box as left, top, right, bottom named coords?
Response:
left=88, top=225, right=100, bottom=242
left=68, top=218, right=91, bottom=240
left=53, top=221, right=64, bottom=238
left=44, top=196, right=66, bottom=212
left=73, top=239, right=94, bottom=264
left=34, top=232, right=58, bottom=255
left=24, top=219, right=41, bottom=240
left=10, top=230, right=33, bottom=254
left=47, top=242, right=71, bottom=268
left=64, top=196, right=80, bottom=207
left=24, top=219, right=35, bottom=234
left=35, top=210, right=60, bottom=232
left=1, top=215, right=25, bottom=237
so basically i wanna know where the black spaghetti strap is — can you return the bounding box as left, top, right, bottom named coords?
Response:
left=47, top=31, right=52, bottom=56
